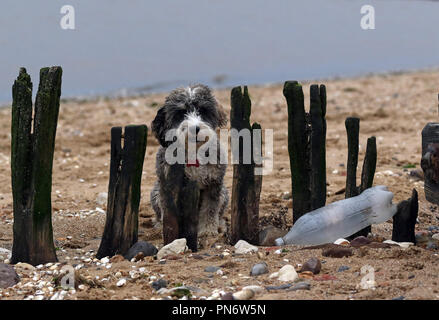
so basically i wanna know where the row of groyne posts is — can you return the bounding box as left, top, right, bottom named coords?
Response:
left=9, top=66, right=421, bottom=266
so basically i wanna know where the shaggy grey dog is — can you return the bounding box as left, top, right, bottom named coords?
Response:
left=150, top=84, right=229, bottom=245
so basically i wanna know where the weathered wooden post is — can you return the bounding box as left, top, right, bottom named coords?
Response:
left=96, top=125, right=147, bottom=259
left=283, top=81, right=327, bottom=223
left=421, top=118, right=439, bottom=205
left=392, top=189, right=418, bottom=243
left=310, top=84, right=327, bottom=210
left=344, top=118, right=377, bottom=239
left=230, top=86, right=263, bottom=245
left=345, top=118, right=360, bottom=199
left=11, top=67, right=62, bottom=265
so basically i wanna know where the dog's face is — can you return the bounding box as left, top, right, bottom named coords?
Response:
left=152, top=84, right=227, bottom=148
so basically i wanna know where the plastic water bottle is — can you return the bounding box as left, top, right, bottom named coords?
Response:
left=275, top=185, right=397, bottom=246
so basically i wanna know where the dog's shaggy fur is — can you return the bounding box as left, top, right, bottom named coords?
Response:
left=150, top=84, right=229, bottom=244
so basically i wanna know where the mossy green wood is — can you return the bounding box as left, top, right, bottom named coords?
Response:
left=97, top=125, right=148, bottom=259
left=230, top=86, right=262, bottom=245
left=11, top=67, right=62, bottom=265
left=284, top=81, right=311, bottom=223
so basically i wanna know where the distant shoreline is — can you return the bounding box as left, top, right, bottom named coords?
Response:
left=1, top=66, right=438, bottom=108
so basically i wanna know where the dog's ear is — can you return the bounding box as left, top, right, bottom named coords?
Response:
left=217, top=104, right=228, bottom=128
left=151, top=106, right=167, bottom=146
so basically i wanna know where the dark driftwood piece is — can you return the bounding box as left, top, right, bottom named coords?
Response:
left=283, top=82, right=327, bottom=223
left=284, top=81, right=311, bottom=222
left=345, top=118, right=378, bottom=239
left=421, top=122, right=439, bottom=205
left=360, top=136, right=377, bottom=193
left=158, top=165, right=200, bottom=252
left=230, top=86, right=262, bottom=245
left=345, top=117, right=360, bottom=199
left=11, top=67, right=62, bottom=265
left=97, top=125, right=147, bottom=259
left=392, top=189, right=418, bottom=243
left=310, top=84, right=327, bottom=211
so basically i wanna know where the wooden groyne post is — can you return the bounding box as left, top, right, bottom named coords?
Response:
left=344, top=117, right=377, bottom=239
left=11, top=67, right=62, bottom=265
left=97, top=125, right=147, bottom=259
left=283, top=81, right=327, bottom=223
left=230, top=86, right=263, bottom=245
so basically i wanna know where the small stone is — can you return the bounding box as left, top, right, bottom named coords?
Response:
left=234, top=240, right=258, bottom=254
left=116, top=278, right=127, bottom=287
left=288, top=281, right=311, bottom=291
left=333, top=238, right=350, bottom=246
left=125, top=241, right=158, bottom=260
left=300, top=257, right=321, bottom=274
left=96, top=192, right=108, bottom=206
left=221, top=292, right=235, bottom=300
left=277, top=265, right=298, bottom=282
left=100, top=257, right=110, bottom=264
left=204, top=266, right=220, bottom=273
left=322, top=246, right=353, bottom=258
left=232, top=289, right=254, bottom=300
left=350, top=236, right=372, bottom=248
left=151, top=279, right=167, bottom=291
left=0, top=263, right=20, bottom=289
left=242, top=285, right=264, bottom=295
left=14, top=262, right=35, bottom=271
left=157, top=239, right=188, bottom=260
left=258, top=226, right=288, bottom=246
left=337, top=265, right=350, bottom=272
left=298, top=271, right=314, bottom=279
left=265, top=284, right=292, bottom=291
left=110, top=255, right=125, bottom=263
left=250, top=262, right=269, bottom=276
left=383, top=240, right=414, bottom=248
left=432, top=233, right=439, bottom=241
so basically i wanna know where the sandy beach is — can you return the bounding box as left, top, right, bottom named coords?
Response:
left=0, top=69, right=439, bottom=300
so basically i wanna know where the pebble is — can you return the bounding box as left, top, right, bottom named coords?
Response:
left=221, top=292, right=235, bottom=300
left=0, top=263, right=20, bottom=288
left=350, top=236, right=372, bottom=248
left=234, top=240, right=258, bottom=254
left=110, top=255, right=125, bottom=263
left=383, top=240, right=414, bottom=248
left=157, top=238, right=188, bottom=260
left=204, top=266, right=220, bottom=273
left=242, top=285, right=265, bottom=295
left=300, top=257, right=321, bottom=274
left=116, top=278, right=127, bottom=287
left=151, top=279, right=167, bottom=291
left=258, top=226, right=288, bottom=246
left=337, top=265, right=350, bottom=272
left=322, top=246, right=353, bottom=258
left=432, top=234, right=439, bottom=241
left=124, top=241, right=158, bottom=260
left=96, top=192, right=108, bottom=206
left=288, top=281, right=311, bottom=291
left=232, top=289, right=254, bottom=300
left=250, top=262, right=269, bottom=276
left=333, top=238, right=350, bottom=246
left=266, top=284, right=292, bottom=291
left=273, top=265, right=298, bottom=282
left=100, top=257, right=110, bottom=264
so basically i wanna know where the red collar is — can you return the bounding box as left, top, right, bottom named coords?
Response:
left=186, top=159, right=200, bottom=167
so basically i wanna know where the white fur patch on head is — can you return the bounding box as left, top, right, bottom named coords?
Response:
left=186, top=86, right=199, bottom=99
